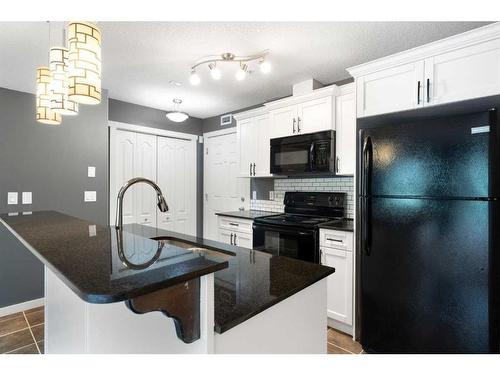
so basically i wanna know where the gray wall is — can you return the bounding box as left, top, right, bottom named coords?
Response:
left=0, top=87, right=109, bottom=308
left=108, top=98, right=205, bottom=237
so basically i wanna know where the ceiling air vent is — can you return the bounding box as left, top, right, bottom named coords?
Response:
left=220, top=114, right=232, bottom=126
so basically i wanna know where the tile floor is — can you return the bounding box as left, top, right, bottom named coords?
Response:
left=0, top=306, right=44, bottom=354
left=1, top=307, right=361, bottom=354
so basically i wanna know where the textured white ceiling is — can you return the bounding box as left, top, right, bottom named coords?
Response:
left=0, top=21, right=491, bottom=119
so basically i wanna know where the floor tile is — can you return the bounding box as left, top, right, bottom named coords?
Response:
left=7, top=343, right=39, bottom=354
left=24, top=306, right=44, bottom=315
left=327, top=328, right=363, bottom=354
left=0, top=315, right=29, bottom=336
left=37, top=340, right=44, bottom=354
left=24, top=309, right=44, bottom=327
left=31, top=324, right=44, bottom=342
left=0, top=312, right=23, bottom=323
left=327, top=343, right=351, bottom=354
left=0, top=329, right=34, bottom=353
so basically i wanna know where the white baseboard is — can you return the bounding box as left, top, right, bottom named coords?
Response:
left=328, top=317, right=353, bottom=336
left=0, top=298, right=45, bottom=318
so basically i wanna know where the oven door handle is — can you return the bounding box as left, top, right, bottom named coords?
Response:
left=253, top=223, right=315, bottom=237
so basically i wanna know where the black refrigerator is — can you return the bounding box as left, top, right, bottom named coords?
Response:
left=357, top=106, right=500, bottom=353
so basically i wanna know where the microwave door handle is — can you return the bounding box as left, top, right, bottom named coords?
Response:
left=309, top=142, right=315, bottom=170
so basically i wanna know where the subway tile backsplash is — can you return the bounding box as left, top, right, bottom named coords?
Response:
left=250, top=177, right=355, bottom=218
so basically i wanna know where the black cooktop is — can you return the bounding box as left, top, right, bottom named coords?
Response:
left=254, top=213, right=336, bottom=228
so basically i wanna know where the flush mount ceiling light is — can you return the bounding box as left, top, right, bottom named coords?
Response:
left=190, top=50, right=270, bottom=85
left=166, top=99, right=189, bottom=123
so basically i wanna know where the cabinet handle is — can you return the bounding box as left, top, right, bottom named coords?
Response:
left=253, top=163, right=256, bottom=176
left=426, top=78, right=430, bottom=103
left=417, top=80, right=421, bottom=104
left=293, top=118, right=296, bottom=133
left=234, top=233, right=237, bottom=246
left=230, top=233, right=234, bottom=245
left=249, top=163, right=252, bottom=176
left=336, top=156, right=340, bottom=173
left=297, top=116, right=301, bottom=132
left=326, top=237, right=343, bottom=243
left=229, top=222, right=239, bottom=227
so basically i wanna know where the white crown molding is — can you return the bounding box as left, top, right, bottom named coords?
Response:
left=347, top=22, right=500, bottom=78
left=232, top=106, right=269, bottom=121
left=108, top=121, right=199, bottom=142
left=264, top=85, right=338, bottom=110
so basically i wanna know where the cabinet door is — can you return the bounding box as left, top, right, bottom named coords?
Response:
left=135, top=133, right=157, bottom=227
left=425, top=38, right=500, bottom=106
left=297, top=96, right=333, bottom=134
left=322, top=247, right=353, bottom=325
left=254, top=114, right=271, bottom=176
left=270, top=105, right=297, bottom=139
left=218, top=228, right=233, bottom=245
left=237, top=119, right=255, bottom=177
left=335, top=92, right=356, bottom=175
left=356, top=61, right=424, bottom=118
left=233, top=231, right=252, bottom=249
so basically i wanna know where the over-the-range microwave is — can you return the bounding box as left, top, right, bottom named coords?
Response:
left=270, top=130, right=336, bottom=175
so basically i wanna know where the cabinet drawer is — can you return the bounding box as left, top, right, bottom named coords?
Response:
left=320, top=229, right=353, bottom=251
left=217, top=216, right=253, bottom=234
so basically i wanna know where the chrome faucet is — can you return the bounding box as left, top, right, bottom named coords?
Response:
left=115, top=177, right=169, bottom=230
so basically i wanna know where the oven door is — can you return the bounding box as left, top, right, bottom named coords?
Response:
left=252, top=223, right=319, bottom=263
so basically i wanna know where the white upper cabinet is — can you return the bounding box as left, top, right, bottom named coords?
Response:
left=355, top=61, right=424, bottom=118
left=297, top=96, right=333, bottom=135
left=348, top=23, right=500, bottom=118
left=269, top=105, right=297, bottom=139
left=236, top=110, right=272, bottom=177
left=424, top=38, right=500, bottom=106
left=335, top=85, right=356, bottom=175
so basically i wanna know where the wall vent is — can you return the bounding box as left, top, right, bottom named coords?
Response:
left=220, top=114, right=232, bottom=126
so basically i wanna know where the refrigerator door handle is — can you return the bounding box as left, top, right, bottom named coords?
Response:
left=362, top=136, right=373, bottom=255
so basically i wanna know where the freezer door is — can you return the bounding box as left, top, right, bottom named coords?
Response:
left=360, top=197, right=494, bottom=353
left=363, top=111, right=491, bottom=198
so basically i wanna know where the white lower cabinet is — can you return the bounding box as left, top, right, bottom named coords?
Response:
left=320, top=229, right=353, bottom=332
left=217, top=216, right=253, bottom=248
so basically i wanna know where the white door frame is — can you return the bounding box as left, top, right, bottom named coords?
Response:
left=109, top=121, right=198, bottom=231
left=202, top=127, right=239, bottom=240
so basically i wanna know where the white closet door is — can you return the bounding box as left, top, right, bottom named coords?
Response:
left=135, top=133, right=157, bottom=227
left=157, top=137, right=196, bottom=236
left=111, top=130, right=137, bottom=225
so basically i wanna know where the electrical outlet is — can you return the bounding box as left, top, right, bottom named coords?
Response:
left=7, top=192, right=18, bottom=205
left=88, top=225, right=97, bottom=237
left=22, top=192, right=32, bottom=204
left=84, top=191, right=97, bottom=202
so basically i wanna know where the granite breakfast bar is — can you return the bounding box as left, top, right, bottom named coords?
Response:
left=0, top=211, right=334, bottom=354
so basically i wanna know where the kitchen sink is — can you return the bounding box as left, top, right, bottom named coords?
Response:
left=150, top=236, right=234, bottom=261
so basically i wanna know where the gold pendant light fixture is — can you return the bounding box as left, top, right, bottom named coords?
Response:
left=36, top=21, right=102, bottom=125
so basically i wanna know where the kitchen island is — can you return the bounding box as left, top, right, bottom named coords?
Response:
left=0, top=211, right=334, bottom=354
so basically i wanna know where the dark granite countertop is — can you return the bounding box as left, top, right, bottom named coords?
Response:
left=317, top=218, right=354, bottom=232
left=215, top=210, right=280, bottom=220
left=1, top=210, right=334, bottom=334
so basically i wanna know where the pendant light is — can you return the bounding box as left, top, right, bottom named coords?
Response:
left=36, top=67, right=62, bottom=125
left=49, top=47, right=79, bottom=115
left=166, top=99, right=189, bottom=123
left=67, top=21, right=102, bottom=105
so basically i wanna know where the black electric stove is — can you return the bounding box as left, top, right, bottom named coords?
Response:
left=253, top=191, right=346, bottom=263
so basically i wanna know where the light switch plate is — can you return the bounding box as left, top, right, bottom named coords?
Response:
left=88, top=166, right=96, bottom=178
left=22, top=192, right=32, bottom=204
left=88, top=225, right=97, bottom=237
left=84, top=191, right=97, bottom=202
left=7, top=192, right=18, bottom=205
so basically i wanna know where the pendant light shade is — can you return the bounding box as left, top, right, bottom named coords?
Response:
left=36, top=67, right=62, bottom=125
left=166, top=99, right=189, bottom=123
left=49, top=47, right=79, bottom=115
left=67, top=21, right=102, bottom=105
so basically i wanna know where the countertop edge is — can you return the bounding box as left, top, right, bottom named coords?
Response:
left=215, top=211, right=281, bottom=220
left=214, top=266, right=335, bottom=334
left=0, top=216, right=229, bottom=304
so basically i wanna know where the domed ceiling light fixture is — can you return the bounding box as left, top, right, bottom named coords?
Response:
left=190, top=50, right=270, bottom=85
left=166, top=99, right=189, bottom=123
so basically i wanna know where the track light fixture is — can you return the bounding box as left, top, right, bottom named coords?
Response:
left=190, top=50, right=270, bottom=85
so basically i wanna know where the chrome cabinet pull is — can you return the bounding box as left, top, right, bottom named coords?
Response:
left=229, top=222, right=239, bottom=226
left=326, top=237, right=343, bottom=243
left=336, top=156, right=340, bottom=173
left=253, top=163, right=256, bottom=176
left=293, top=118, right=296, bottom=133
left=297, top=116, right=301, bottom=132
left=249, top=163, right=252, bottom=176
left=230, top=233, right=233, bottom=245
left=426, top=78, right=430, bottom=103
left=234, top=233, right=237, bottom=246
left=417, top=80, right=421, bottom=104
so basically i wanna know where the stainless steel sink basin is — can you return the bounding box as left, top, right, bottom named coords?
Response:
left=150, top=236, right=234, bottom=261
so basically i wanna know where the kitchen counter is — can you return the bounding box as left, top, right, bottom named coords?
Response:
left=215, top=210, right=280, bottom=220
left=0, top=210, right=334, bottom=334
left=318, top=218, right=354, bottom=232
